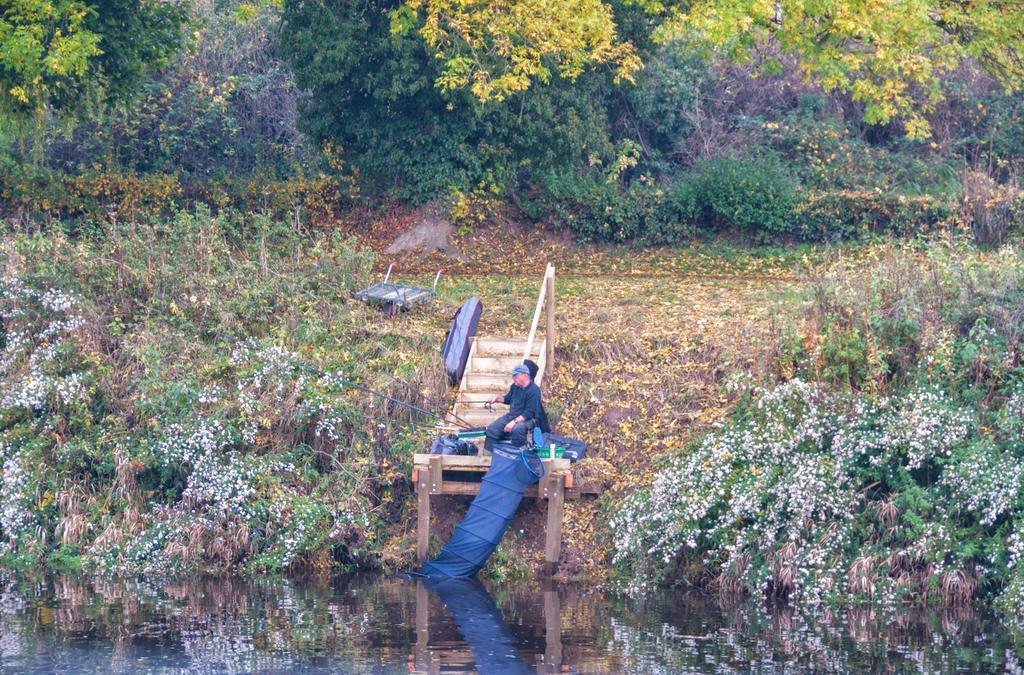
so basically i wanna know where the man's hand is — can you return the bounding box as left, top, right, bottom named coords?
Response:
left=503, top=420, right=515, bottom=433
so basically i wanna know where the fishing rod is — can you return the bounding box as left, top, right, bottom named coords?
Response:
left=287, top=356, right=476, bottom=430
left=218, top=331, right=477, bottom=431
left=378, top=370, right=466, bottom=421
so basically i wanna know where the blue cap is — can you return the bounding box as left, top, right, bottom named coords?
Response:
left=510, top=364, right=530, bottom=376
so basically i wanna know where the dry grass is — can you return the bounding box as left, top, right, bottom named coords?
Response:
left=92, top=504, right=141, bottom=552
left=961, top=169, right=1022, bottom=245
left=55, top=486, right=92, bottom=546
left=874, top=496, right=899, bottom=528
left=163, top=520, right=252, bottom=570
left=717, top=552, right=750, bottom=599
left=113, top=449, right=144, bottom=503
left=768, top=542, right=800, bottom=599
left=940, top=568, right=980, bottom=606
left=847, top=555, right=878, bottom=598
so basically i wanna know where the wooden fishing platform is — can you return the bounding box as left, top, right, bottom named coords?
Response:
left=415, top=264, right=600, bottom=575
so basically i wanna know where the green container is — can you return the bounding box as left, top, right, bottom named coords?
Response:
left=543, top=445, right=565, bottom=459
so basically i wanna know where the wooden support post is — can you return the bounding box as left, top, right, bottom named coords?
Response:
left=545, top=268, right=555, bottom=373
left=413, top=581, right=439, bottom=674
left=542, top=588, right=563, bottom=673
left=428, top=455, right=443, bottom=494
left=415, top=579, right=429, bottom=648
left=417, top=470, right=431, bottom=563
left=543, top=473, right=565, bottom=576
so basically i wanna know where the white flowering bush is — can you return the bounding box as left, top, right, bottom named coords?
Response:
left=98, top=339, right=382, bottom=575
left=0, top=213, right=432, bottom=575
left=0, top=279, right=89, bottom=417
left=73, top=328, right=401, bottom=575
left=941, top=442, right=1022, bottom=527
left=611, top=242, right=1024, bottom=620
left=155, top=419, right=234, bottom=468
left=0, top=277, right=96, bottom=560
left=0, top=453, right=33, bottom=553
left=610, top=380, right=983, bottom=600
left=999, top=381, right=1024, bottom=437
left=183, top=451, right=282, bottom=521
left=997, top=524, right=1024, bottom=632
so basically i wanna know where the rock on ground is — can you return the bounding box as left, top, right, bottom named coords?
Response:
left=384, top=209, right=464, bottom=260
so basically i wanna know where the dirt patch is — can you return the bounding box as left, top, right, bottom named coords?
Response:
left=384, top=207, right=464, bottom=260
left=601, top=406, right=636, bottom=427
left=507, top=500, right=549, bottom=551
left=427, top=495, right=474, bottom=549
left=552, top=546, right=588, bottom=581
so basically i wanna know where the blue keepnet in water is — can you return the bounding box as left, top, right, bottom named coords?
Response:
left=419, top=443, right=545, bottom=578
left=420, top=577, right=531, bottom=674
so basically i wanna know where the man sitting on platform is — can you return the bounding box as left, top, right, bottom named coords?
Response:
left=484, top=363, right=544, bottom=451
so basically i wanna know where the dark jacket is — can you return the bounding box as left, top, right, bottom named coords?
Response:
left=502, top=380, right=549, bottom=432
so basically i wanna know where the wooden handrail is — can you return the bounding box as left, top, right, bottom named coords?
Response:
left=546, top=267, right=556, bottom=375
left=535, top=335, right=547, bottom=386
left=523, top=263, right=554, bottom=362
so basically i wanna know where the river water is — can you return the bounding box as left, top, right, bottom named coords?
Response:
left=0, top=572, right=1020, bottom=673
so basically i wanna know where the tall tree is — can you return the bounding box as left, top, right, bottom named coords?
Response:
left=654, top=0, right=1024, bottom=137
left=0, top=0, right=188, bottom=119
left=396, top=0, right=1024, bottom=136
left=280, top=0, right=616, bottom=201
left=393, top=0, right=642, bottom=101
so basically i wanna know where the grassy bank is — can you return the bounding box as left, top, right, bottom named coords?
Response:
left=0, top=209, right=443, bottom=574
left=3, top=208, right=1024, bottom=628
left=0, top=208, right=812, bottom=577
left=610, top=241, right=1024, bottom=625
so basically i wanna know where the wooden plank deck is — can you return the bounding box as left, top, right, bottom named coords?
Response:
left=412, top=454, right=571, bottom=472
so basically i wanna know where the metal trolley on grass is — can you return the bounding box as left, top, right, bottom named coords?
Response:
left=354, top=264, right=442, bottom=317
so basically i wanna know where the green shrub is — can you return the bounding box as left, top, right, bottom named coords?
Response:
left=525, top=171, right=698, bottom=245
left=617, top=44, right=712, bottom=173
left=795, top=190, right=957, bottom=240
left=761, top=115, right=960, bottom=197
left=692, top=154, right=800, bottom=239
left=651, top=179, right=702, bottom=244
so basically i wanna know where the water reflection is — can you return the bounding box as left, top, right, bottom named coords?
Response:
left=0, top=570, right=1021, bottom=673
left=416, top=578, right=553, bottom=674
